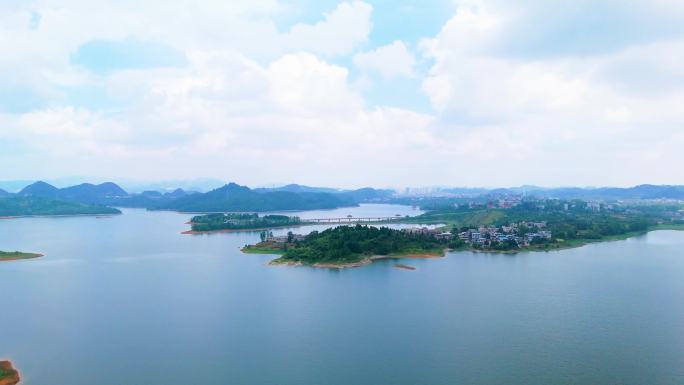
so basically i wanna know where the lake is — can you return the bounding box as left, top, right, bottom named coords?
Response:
left=1, top=204, right=684, bottom=384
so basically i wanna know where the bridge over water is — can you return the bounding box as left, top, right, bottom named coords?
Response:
left=304, top=216, right=405, bottom=224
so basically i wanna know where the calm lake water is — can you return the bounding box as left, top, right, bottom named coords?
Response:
left=2, top=204, right=684, bottom=385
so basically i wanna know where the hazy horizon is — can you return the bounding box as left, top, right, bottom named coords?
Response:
left=1, top=176, right=682, bottom=194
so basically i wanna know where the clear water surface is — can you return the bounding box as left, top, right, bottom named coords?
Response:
left=1, top=204, right=684, bottom=385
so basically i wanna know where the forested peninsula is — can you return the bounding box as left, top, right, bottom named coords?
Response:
left=0, top=196, right=120, bottom=217
left=3, top=181, right=392, bottom=213
left=243, top=225, right=455, bottom=268
left=241, top=198, right=684, bottom=268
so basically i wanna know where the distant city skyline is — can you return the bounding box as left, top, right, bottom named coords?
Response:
left=2, top=0, right=684, bottom=187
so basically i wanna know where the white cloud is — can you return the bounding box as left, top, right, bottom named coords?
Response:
left=284, top=1, right=373, bottom=56
left=0, top=43, right=442, bottom=186
left=417, top=0, right=684, bottom=186
left=353, top=40, right=416, bottom=78
left=268, top=53, right=363, bottom=116
left=0, top=1, right=374, bottom=108
left=2, top=0, right=684, bottom=187
left=17, top=107, right=128, bottom=140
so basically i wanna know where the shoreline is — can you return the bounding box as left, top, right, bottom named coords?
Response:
left=183, top=221, right=407, bottom=235
left=443, top=226, right=684, bottom=255
left=0, top=252, right=44, bottom=262
left=0, top=213, right=119, bottom=220
left=266, top=249, right=446, bottom=269
left=249, top=227, right=684, bottom=268
left=182, top=224, right=308, bottom=235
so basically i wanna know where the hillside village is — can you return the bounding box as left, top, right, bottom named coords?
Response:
left=406, top=221, right=552, bottom=250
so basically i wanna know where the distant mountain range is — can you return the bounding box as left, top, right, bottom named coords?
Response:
left=253, top=184, right=342, bottom=194
left=6, top=181, right=393, bottom=212
left=163, top=183, right=346, bottom=212
left=0, top=178, right=225, bottom=193
left=4, top=181, right=684, bottom=216
left=20, top=181, right=128, bottom=203
left=15, top=181, right=197, bottom=208
left=158, top=183, right=394, bottom=212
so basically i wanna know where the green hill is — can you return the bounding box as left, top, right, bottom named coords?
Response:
left=160, top=183, right=353, bottom=212
left=0, top=196, right=121, bottom=216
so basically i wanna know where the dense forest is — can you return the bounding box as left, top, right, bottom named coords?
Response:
left=276, top=225, right=450, bottom=264
left=10, top=181, right=391, bottom=212
left=191, top=213, right=303, bottom=231
left=0, top=197, right=121, bottom=216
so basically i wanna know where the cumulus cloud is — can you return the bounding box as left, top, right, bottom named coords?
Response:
left=2, top=0, right=684, bottom=187
left=0, top=1, right=373, bottom=108
left=353, top=40, right=416, bottom=78
left=0, top=39, right=439, bottom=186
left=284, top=1, right=373, bottom=56
left=418, top=0, right=684, bottom=186
left=268, top=53, right=363, bottom=116
left=455, top=0, right=684, bottom=57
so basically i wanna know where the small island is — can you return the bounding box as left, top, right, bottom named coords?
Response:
left=0, top=251, right=43, bottom=262
left=242, top=224, right=461, bottom=268
left=0, top=361, right=20, bottom=385
left=185, top=213, right=305, bottom=233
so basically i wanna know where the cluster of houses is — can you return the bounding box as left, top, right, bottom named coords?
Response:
left=662, top=209, right=684, bottom=221
left=461, top=198, right=522, bottom=210
left=457, top=221, right=552, bottom=248
left=405, top=221, right=553, bottom=249
left=262, top=221, right=554, bottom=249
left=405, top=226, right=454, bottom=241
left=263, top=232, right=306, bottom=243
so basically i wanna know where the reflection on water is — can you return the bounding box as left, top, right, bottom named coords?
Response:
left=267, top=203, right=424, bottom=219
left=2, top=206, right=684, bottom=385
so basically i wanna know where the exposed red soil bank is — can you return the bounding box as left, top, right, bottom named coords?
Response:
left=0, top=361, right=20, bottom=385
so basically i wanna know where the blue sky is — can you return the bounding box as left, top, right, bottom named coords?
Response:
left=71, top=39, right=187, bottom=74
left=2, top=0, right=684, bottom=188
left=276, top=0, right=453, bottom=44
